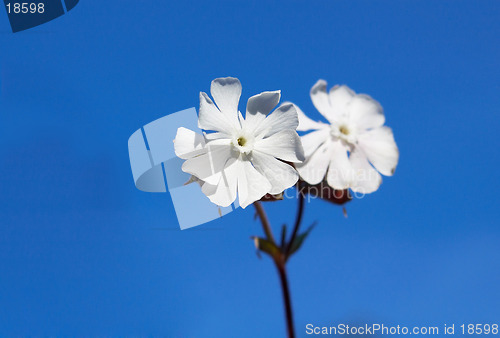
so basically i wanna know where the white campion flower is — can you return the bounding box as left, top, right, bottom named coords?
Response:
left=174, top=77, right=305, bottom=208
left=291, top=80, right=399, bottom=194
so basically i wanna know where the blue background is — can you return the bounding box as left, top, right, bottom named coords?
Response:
left=0, top=1, right=499, bottom=336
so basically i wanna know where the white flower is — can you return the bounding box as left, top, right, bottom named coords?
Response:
left=174, top=77, right=305, bottom=208
left=291, top=80, right=399, bottom=194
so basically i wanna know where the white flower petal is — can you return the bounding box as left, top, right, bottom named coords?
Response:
left=328, top=85, right=355, bottom=120
left=211, top=77, right=242, bottom=121
left=284, top=102, right=326, bottom=131
left=185, top=175, right=204, bottom=188
left=204, top=131, right=231, bottom=141
left=245, top=90, right=281, bottom=132
left=357, top=126, right=399, bottom=176
left=181, top=139, right=233, bottom=185
left=310, top=79, right=337, bottom=123
left=254, top=102, right=299, bottom=139
left=254, top=130, right=305, bottom=162
left=300, top=127, right=330, bottom=158
left=348, top=94, right=385, bottom=130
left=202, top=156, right=239, bottom=207
left=295, top=141, right=333, bottom=185
left=237, top=158, right=272, bottom=208
left=174, top=127, right=206, bottom=160
left=251, top=151, right=299, bottom=195
left=349, top=148, right=382, bottom=194
left=238, top=111, right=245, bottom=126
left=200, top=180, right=217, bottom=195
left=199, top=92, right=236, bottom=134
left=326, top=140, right=352, bottom=189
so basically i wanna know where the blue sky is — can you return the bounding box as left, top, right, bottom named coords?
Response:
left=0, top=1, right=499, bottom=336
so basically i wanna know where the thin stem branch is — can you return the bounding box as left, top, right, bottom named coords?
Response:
left=286, top=191, right=305, bottom=255
left=254, top=201, right=275, bottom=243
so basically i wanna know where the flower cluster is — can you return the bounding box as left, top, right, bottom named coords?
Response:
left=174, top=77, right=399, bottom=208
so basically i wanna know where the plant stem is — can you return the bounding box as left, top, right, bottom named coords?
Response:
left=276, top=261, right=295, bottom=338
left=286, top=191, right=305, bottom=255
left=253, top=201, right=275, bottom=243
left=253, top=201, right=295, bottom=338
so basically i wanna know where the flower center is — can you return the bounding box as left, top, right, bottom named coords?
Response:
left=232, top=132, right=255, bottom=154
left=237, top=136, right=247, bottom=147
left=331, top=122, right=357, bottom=145
left=339, top=125, right=350, bottom=135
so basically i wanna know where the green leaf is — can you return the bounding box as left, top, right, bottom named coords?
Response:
left=287, top=222, right=317, bottom=258
left=251, top=236, right=280, bottom=259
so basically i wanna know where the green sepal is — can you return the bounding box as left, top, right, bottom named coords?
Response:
left=251, top=236, right=281, bottom=259
left=287, top=222, right=317, bottom=259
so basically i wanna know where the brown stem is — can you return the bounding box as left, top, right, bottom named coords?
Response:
left=276, top=260, right=295, bottom=338
left=253, top=202, right=295, bottom=338
left=253, top=201, right=275, bottom=243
